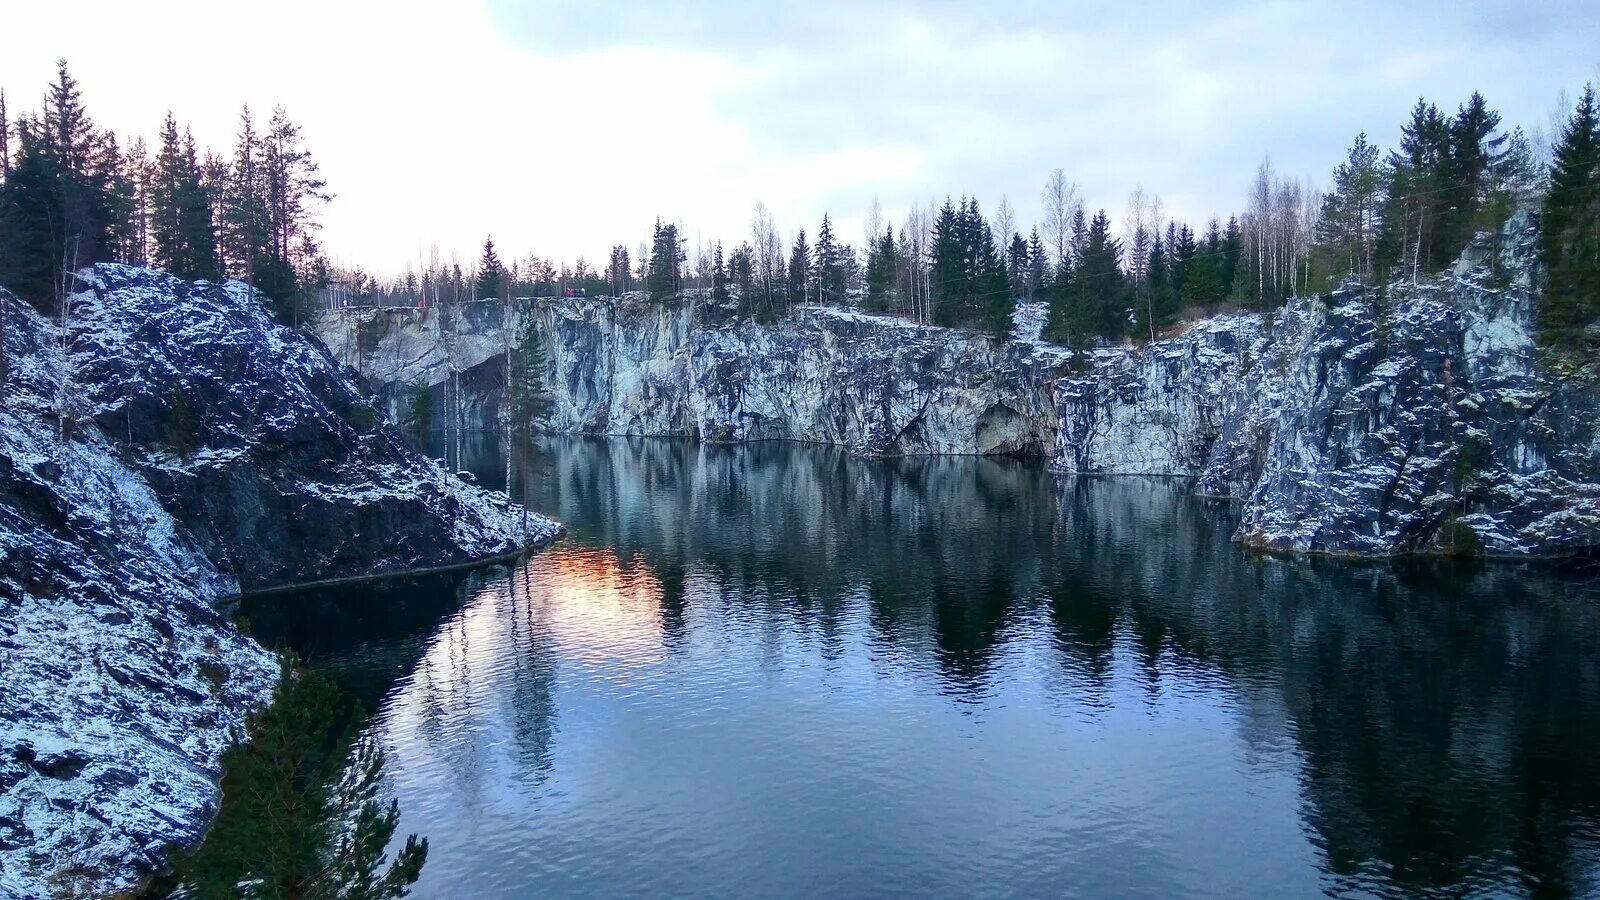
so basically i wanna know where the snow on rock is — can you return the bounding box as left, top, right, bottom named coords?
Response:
left=322, top=297, right=1068, bottom=456
left=1207, top=210, right=1600, bottom=555
left=320, top=210, right=1599, bottom=556
left=1, top=266, right=558, bottom=897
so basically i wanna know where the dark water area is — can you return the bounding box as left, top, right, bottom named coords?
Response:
left=242, top=435, right=1600, bottom=898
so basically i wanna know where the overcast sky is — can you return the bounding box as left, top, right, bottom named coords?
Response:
left=4, top=0, right=1596, bottom=275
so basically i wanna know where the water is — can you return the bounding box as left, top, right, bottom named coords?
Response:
left=243, top=436, right=1600, bottom=898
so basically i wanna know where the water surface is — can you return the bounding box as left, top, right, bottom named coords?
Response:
left=245, top=437, right=1600, bottom=898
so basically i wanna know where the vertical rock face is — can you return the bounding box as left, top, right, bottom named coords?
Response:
left=1207, top=211, right=1600, bottom=555
left=1053, top=315, right=1262, bottom=474
left=1, top=266, right=559, bottom=897
left=322, top=296, right=1072, bottom=456
left=319, top=212, right=1598, bottom=556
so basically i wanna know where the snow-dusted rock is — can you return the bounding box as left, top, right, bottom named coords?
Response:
left=324, top=297, right=1069, bottom=456
left=320, top=211, right=1598, bottom=556
left=1206, top=210, right=1600, bottom=555
left=1, top=266, right=558, bottom=897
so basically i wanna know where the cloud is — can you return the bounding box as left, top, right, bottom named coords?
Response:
left=2, top=0, right=1596, bottom=273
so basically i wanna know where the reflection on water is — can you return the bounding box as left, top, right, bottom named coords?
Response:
left=246, top=437, right=1600, bottom=898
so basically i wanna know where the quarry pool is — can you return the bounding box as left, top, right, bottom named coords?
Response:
left=242, top=436, right=1600, bottom=898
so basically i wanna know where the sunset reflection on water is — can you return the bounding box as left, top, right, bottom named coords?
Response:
left=377, top=545, right=672, bottom=818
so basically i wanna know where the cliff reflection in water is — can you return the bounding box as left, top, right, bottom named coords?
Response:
left=249, top=436, right=1600, bottom=898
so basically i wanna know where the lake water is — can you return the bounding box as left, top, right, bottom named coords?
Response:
left=243, top=436, right=1600, bottom=898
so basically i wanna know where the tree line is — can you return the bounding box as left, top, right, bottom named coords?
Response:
left=0, top=61, right=330, bottom=323
left=15, top=62, right=1588, bottom=352
left=342, top=82, right=1593, bottom=352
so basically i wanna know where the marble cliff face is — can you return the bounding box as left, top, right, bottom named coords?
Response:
left=1, top=266, right=558, bottom=896
left=322, top=210, right=1596, bottom=558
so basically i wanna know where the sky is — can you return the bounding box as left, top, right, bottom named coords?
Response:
left=3, top=0, right=1597, bottom=276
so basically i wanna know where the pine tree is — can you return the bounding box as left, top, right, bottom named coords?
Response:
left=476, top=237, right=505, bottom=299
left=1540, top=84, right=1600, bottom=345
left=607, top=244, right=631, bottom=295
left=261, top=107, right=327, bottom=275
left=1318, top=133, right=1383, bottom=280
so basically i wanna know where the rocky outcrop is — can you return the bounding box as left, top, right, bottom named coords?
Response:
left=321, top=296, right=1069, bottom=456
left=320, top=212, right=1599, bottom=556
left=0, top=266, right=559, bottom=897
left=1207, top=212, right=1600, bottom=555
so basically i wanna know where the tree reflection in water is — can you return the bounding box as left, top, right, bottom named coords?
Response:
left=245, top=436, right=1600, bottom=898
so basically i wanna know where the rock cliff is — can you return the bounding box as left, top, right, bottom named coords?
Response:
left=0, top=266, right=559, bottom=897
left=319, top=211, right=1598, bottom=557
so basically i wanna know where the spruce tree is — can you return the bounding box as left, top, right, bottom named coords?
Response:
left=646, top=219, right=684, bottom=297
left=1442, top=92, right=1505, bottom=250
left=969, top=200, right=1013, bottom=335
left=1079, top=209, right=1128, bottom=339
left=728, top=243, right=754, bottom=314
left=786, top=229, right=810, bottom=305
left=930, top=200, right=963, bottom=326
left=1008, top=233, right=1029, bottom=300
left=813, top=214, right=846, bottom=304
left=607, top=244, right=631, bottom=295
left=0, top=89, right=9, bottom=181
left=150, top=114, right=219, bottom=282
left=100, top=133, right=141, bottom=265
left=509, top=314, right=553, bottom=428
left=0, top=119, right=62, bottom=306
left=476, top=237, right=506, bottom=299
left=1379, top=99, right=1450, bottom=278
left=1219, top=216, right=1243, bottom=297
left=712, top=241, right=728, bottom=305
left=865, top=224, right=898, bottom=311
left=1027, top=228, right=1048, bottom=298
left=221, top=106, right=272, bottom=287
left=1540, top=84, right=1600, bottom=346
left=42, top=60, right=111, bottom=275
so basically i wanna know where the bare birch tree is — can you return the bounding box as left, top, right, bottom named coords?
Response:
left=1040, top=169, right=1080, bottom=268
